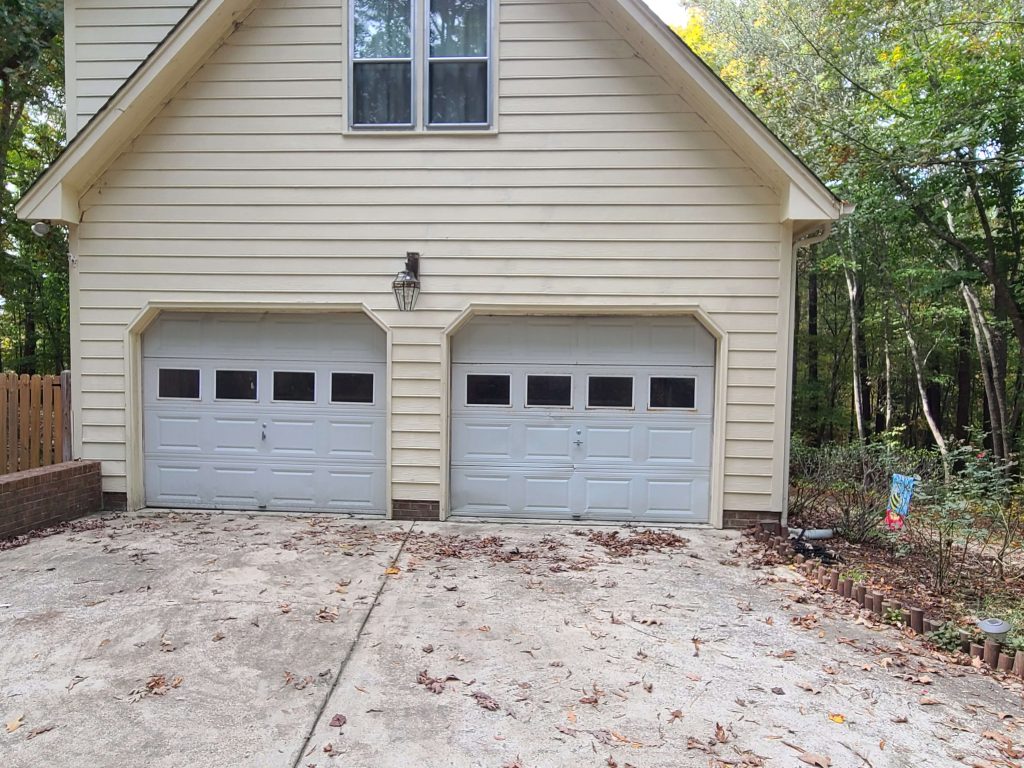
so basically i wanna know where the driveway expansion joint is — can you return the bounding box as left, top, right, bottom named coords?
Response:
left=289, top=521, right=417, bottom=768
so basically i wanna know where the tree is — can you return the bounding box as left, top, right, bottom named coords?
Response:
left=1, top=0, right=68, bottom=374
left=680, top=0, right=1024, bottom=460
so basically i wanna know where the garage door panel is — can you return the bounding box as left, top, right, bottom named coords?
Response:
left=523, top=425, right=573, bottom=459
left=143, top=313, right=386, bottom=514
left=523, top=475, right=572, bottom=513
left=452, top=471, right=515, bottom=515
left=266, top=467, right=316, bottom=506
left=212, top=417, right=261, bottom=453
left=150, top=415, right=202, bottom=451
left=581, top=426, right=633, bottom=461
left=454, top=422, right=513, bottom=460
left=327, top=420, right=379, bottom=457
left=451, top=316, right=715, bottom=523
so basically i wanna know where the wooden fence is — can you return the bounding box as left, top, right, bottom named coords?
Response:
left=0, top=372, right=71, bottom=476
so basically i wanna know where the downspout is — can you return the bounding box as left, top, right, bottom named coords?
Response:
left=780, top=222, right=836, bottom=527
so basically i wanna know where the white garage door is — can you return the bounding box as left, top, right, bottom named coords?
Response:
left=143, top=313, right=386, bottom=514
left=450, top=316, right=715, bottom=523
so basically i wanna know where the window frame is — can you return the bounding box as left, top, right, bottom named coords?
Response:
left=524, top=373, right=573, bottom=409
left=348, top=0, right=494, bottom=131
left=330, top=371, right=377, bottom=405
left=214, top=369, right=259, bottom=403
left=271, top=370, right=318, bottom=404
left=585, top=374, right=635, bottom=410
left=157, top=368, right=201, bottom=401
left=464, top=372, right=512, bottom=407
left=647, top=375, right=698, bottom=411
left=348, top=0, right=416, bottom=130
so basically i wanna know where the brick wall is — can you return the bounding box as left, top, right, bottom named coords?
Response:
left=0, top=461, right=103, bottom=539
left=392, top=499, right=440, bottom=521
left=723, top=509, right=782, bottom=530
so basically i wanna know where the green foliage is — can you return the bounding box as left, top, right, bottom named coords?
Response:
left=925, top=621, right=963, bottom=652
left=883, top=606, right=904, bottom=626
left=684, top=0, right=1024, bottom=456
left=1, top=0, right=68, bottom=374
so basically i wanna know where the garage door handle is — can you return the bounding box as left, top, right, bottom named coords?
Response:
left=261, top=423, right=267, bottom=441
left=573, top=439, right=583, bottom=447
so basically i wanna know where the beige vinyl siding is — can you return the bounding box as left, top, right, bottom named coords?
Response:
left=74, top=0, right=789, bottom=515
left=67, top=0, right=194, bottom=137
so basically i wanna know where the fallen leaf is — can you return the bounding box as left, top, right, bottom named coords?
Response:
left=919, top=697, right=941, bottom=706
left=555, top=724, right=578, bottom=737
left=828, top=713, right=845, bottom=724
left=385, top=566, right=401, bottom=575
left=714, top=722, right=730, bottom=743
left=771, top=687, right=785, bottom=695
left=669, top=709, right=684, bottom=723
left=212, top=632, right=225, bottom=642
left=472, top=691, right=500, bottom=711
left=329, top=713, right=347, bottom=728
left=567, top=711, right=577, bottom=723
left=6, top=713, right=24, bottom=733
left=797, top=753, right=831, bottom=767
left=26, top=725, right=55, bottom=740
left=316, top=606, right=339, bottom=623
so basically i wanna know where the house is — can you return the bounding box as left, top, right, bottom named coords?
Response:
left=17, top=0, right=849, bottom=527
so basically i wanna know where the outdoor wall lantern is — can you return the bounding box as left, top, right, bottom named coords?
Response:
left=392, top=252, right=421, bottom=311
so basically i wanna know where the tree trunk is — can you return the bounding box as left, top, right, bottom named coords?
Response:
left=844, top=267, right=866, bottom=442
left=955, top=318, right=972, bottom=442
left=962, top=283, right=1011, bottom=459
left=899, top=303, right=949, bottom=479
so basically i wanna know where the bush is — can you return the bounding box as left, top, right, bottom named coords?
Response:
left=789, top=436, right=940, bottom=543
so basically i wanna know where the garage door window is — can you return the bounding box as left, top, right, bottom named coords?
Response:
left=216, top=370, right=258, bottom=401
left=466, top=374, right=510, bottom=406
left=587, top=376, right=633, bottom=408
left=526, top=374, right=571, bottom=407
left=158, top=368, right=200, bottom=400
left=332, top=372, right=374, bottom=404
left=274, top=371, right=316, bottom=402
left=650, top=376, right=696, bottom=409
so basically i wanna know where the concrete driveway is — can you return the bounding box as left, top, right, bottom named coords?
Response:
left=2, top=513, right=1021, bottom=768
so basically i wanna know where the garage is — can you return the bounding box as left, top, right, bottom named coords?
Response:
left=142, top=313, right=386, bottom=513
left=450, top=316, right=715, bottom=523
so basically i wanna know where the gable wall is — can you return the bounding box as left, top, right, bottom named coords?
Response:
left=67, top=0, right=194, bottom=137
left=72, top=0, right=789, bottom=516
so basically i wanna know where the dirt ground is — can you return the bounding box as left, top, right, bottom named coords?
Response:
left=1, top=512, right=1022, bottom=768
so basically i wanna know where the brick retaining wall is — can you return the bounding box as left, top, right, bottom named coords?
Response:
left=0, top=461, right=103, bottom=539
left=723, top=509, right=782, bottom=529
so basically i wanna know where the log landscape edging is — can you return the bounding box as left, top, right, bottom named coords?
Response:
left=750, top=522, right=1024, bottom=683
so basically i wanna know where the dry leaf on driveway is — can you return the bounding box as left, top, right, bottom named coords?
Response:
left=797, top=753, right=831, bottom=767
left=6, top=713, right=24, bottom=733
left=329, top=714, right=347, bottom=728
left=472, top=691, right=500, bottom=711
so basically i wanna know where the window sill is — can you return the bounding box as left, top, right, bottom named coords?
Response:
left=345, top=126, right=499, bottom=137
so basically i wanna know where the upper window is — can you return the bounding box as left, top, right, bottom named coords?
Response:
left=428, top=0, right=489, bottom=126
left=350, top=0, right=491, bottom=129
left=351, top=0, right=413, bottom=127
